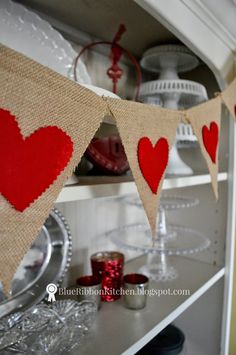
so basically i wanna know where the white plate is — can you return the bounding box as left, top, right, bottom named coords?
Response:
left=0, top=0, right=91, bottom=84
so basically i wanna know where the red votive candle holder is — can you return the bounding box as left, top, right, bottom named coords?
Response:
left=90, top=251, right=124, bottom=302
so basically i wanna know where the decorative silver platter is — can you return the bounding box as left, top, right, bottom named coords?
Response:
left=0, top=209, right=72, bottom=318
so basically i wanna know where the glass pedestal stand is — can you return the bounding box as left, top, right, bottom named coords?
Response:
left=108, top=223, right=210, bottom=282
left=111, top=195, right=208, bottom=281
left=139, top=253, right=178, bottom=282
left=143, top=209, right=178, bottom=281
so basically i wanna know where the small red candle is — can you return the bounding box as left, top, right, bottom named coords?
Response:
left=91, top=251, right=124, bottom=302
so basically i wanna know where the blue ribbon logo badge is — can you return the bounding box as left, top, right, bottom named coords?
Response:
left=46, top=283, right=58, bottom=302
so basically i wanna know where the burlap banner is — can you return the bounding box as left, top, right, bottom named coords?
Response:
left=221, top=77, right=236, bottom=119
left=0, top=44, right=107, bottom=291
left=107, top=99, right=181, bottom=235
left=0, top=43, right=236, bottom=292
left=186, top=97, right=221, bottom=199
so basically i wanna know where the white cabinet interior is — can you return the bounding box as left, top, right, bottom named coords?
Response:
left=16, top=1, right=235, bottom=354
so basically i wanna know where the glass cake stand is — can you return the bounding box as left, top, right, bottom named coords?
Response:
left=107, top=223, right=210, bottom=281
left=123, top=194, right=199, bottom=238
left=114, top=195, right=207, bottom=281
left=123, top=194, right=199, bottom=210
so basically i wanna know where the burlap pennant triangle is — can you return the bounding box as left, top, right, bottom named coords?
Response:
left=186, top=97, right=221, bottom=199
left=0, top=44, right=107, bottom=291
left=221, top=77, right=236, bottom=119
left=107, top=98, right=181, bottom=235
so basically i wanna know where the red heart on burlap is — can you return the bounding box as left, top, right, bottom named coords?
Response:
left=137, top=137, right=169, bottom=194
left=202, top=121, right=218, bottom=164
left=0, top=109, right=73, bottom=211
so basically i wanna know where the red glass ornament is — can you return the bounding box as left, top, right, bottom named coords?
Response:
left=91, top=251, right=124, bottom=302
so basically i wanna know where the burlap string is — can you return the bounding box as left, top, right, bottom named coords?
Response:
left=186, top=97, right=221, bottom=199
left=0, top=44, right=107, bottom=291
left=221, top=77, right=236, bottom=119
left=107, top=98, right=181, bottom=235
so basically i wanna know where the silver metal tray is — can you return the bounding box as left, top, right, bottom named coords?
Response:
left=0, top=208, right=72, bottom=318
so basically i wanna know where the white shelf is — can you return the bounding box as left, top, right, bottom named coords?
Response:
left=56, top=172, right=228, bottom=203
left=76, top=255, right=224, bottom=355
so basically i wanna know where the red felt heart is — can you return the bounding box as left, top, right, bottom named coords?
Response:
left=202, top=121, right=218, bottom=164
left=137, top=137, right=169, bottom=194
left=0, top=109, right=73, bottom=211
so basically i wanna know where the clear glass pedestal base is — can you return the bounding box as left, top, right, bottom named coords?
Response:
left=108, top=223, right=210, bottom=282
left=139, top=265, right=178, bottom=282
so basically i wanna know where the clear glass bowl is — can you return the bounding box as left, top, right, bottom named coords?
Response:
left=0, top=300, right=97, bottom=354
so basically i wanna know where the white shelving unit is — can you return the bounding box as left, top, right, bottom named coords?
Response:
left=16, top=1, right=236, bottom=354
